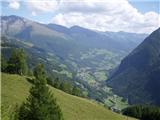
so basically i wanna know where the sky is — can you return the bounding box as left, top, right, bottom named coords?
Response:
left=1, top=0, right=160, bottom=33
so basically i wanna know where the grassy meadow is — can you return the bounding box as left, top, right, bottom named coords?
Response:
left=1, top=73, right=136, bottom=120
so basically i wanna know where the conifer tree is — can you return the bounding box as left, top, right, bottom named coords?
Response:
left=72, top=86, right=81, bottom=96
left=59, top=81, right=72, bottom=94
left=18, top=49, right=28, bottom=75
left=53, top=78, right=61, bottom=89
left=1, top=54, right=7, bottom=72
left=18, top=64, right=63, bottom=120
left=7, top=48, right=28, bottom=75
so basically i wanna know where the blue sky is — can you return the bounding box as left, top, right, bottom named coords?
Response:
left=129, top=0, right=159, bottom=14
left=1, top=0, right=160, bottom=33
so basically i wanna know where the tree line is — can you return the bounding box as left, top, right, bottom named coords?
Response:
left=1, top=48, right=28, bottom=75
left=47, top=77, right=84, bottom=97
left=122, top=105, right=160, bottom=120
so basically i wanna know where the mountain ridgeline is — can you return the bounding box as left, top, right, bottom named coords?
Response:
left=108, top=28, right=160, bottom=105
left=1, top=15, right=147, bottom=55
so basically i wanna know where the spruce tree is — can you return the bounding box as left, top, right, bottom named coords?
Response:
left=53, top=78, right=61, bottom=89
left=59, top=81, right=72, bottom=93
left=72, top=86, right=81, bottom=96
left=18, top=64, right=63, bottom=120
left=7, top=48, right=28, bottom=75
left=18, top=49, right=28, bottom=75
left=1, top=54, right=7, bottom=72
left=7, top=49, right=18, bottom=74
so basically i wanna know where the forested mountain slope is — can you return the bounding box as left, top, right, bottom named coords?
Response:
left=108, top=28, right=160, bottom=105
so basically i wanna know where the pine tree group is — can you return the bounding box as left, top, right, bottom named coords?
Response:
left=18, top=64, right=63, bottom=120
left=5, top=48, right=28, bottom=75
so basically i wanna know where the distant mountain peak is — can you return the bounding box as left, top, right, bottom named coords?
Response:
left=48, top=23, right=69, bottom=29
left=1, top=15, right=25, bottom=21
left=70, top=25, right=81, bottom=29
left=70, top=25, right=94, bottom=31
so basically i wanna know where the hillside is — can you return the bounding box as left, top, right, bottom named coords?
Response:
left=1, top=73, right=136, bottom=120
left=1, top=15, right=147, bottom=107
left=107, top=28, right=160, bottom=105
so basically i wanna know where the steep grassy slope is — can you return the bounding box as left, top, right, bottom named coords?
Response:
left=1, top=73, right=136, bottom=120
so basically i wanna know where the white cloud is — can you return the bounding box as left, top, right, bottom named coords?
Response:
left=8, top=0, right=20, bottom=10
left=27, top=0, right=59, bottom=12
left=51, top=0, right=160, bottom=33
left=17, top=0, right=159, bottom=33
left=31, top=11, right=37, bottom=16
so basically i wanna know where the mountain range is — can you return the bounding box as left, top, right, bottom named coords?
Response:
left=1, top=15, right=147, bottom=54
left=1, top=15, right=150, bottom=108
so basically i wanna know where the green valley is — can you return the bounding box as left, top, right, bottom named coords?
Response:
left=1, top=2, right=160, bottom=120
